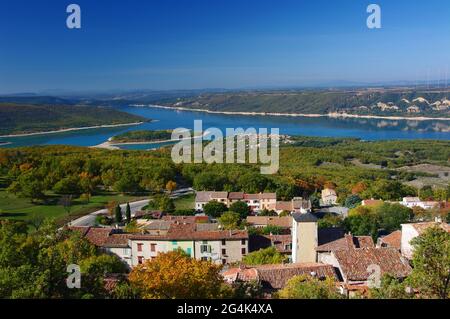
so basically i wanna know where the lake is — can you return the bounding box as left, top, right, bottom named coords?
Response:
left=0, top=106, right=449, bottom=150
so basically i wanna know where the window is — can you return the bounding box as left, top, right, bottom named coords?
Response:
left=241, top=239, right=246, bottom=245
left=200, top=245, right=211, bottom=253
left=137, top=256, right=144, bottom=264
left=186, top=248, right=192, bottom=256
left=241, top=248, right=246, bottom=255
left=201, top=257, right=208, bottom=261
left=150, top=243, right=157, bottom=252
left=137, top=243, right=143, bottom=252
left=222, top=259, right=227, bottom=265
left=222, top=248, right=226, bottom=255
left=221, top=239, right=226, bottom=245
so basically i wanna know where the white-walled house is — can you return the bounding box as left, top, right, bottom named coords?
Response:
left=321, top=188, right=338, bottom=206
left=400, top=197, right=439, bottom=210
left=401, top=222, right=450, bottom=259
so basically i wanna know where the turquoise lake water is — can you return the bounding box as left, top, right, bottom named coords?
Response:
left=0, top=106, right=449, bottom=150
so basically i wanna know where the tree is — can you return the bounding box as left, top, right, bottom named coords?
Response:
left=344, top=194, right=362, bottom=209
left=203, top=201, right=228, bottom=218
left=375, top=203, right=412, bottom=232
left=261, top=225, right=284, bottom=235
left=218, top=212, right=241, bottom=230
left=128, top=250, right=226, bottom=299
left=276, top=275, right=342, bottom=299
left=229, top=201, right=250, bottom=219
left=165, top=180, right=177, bottom=193
left=370, top=274, right=413, bottom=299
left=343, top=214, right=379, bottom=239
left=258, top=209, right=278, bottom=217
left=115, top=205, right=123, bottom=224
left=318, top=214, right=342, bottom=229
left=148, top=194, right=175, bottom=213
left=408, top=226, right=450, bottom=299
left=59, top=195, right=73, bottom=215
left=125, top=203, right=132, bottom=223
left=53, top=175, right=82, bottom=195
left=243, top=247, right=287, bottom=265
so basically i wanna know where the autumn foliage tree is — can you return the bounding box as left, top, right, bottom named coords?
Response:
left=128, top=250, right=228, bottom=299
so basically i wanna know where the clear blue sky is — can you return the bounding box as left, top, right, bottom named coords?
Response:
left=1, top=0, right=450, bottom=93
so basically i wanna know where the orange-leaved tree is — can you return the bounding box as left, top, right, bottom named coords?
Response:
left=128, top=249, right=228, bottom=299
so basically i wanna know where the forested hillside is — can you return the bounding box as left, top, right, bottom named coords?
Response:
left=0, top=103, right=147, bottom=135
left=157, top=89, right=450, bottom=117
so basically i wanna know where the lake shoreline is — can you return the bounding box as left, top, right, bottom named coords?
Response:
left=139, top=104, right=450, bottom=122
left=0, top=122, right=145, bottom=138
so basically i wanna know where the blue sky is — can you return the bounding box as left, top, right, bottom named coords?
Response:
left=0, top=0, right=450, bottom=93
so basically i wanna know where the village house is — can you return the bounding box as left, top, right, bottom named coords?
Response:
left=275, top=197, right=311, bottom=215
left=321, top=188, right=338, bottom=206
left=128, top=223, right=249, bottom=266
left=69, top=222, right=249, bottom=268
left=377, top=230, right=402, bottom=251
left=246, top=216, right=292, bottom=229
left=195, top=191, right=277, bottom=213
left=400, top=221, right=450, bottom=259
left=316, top=234, right=374, bottom=264
left=291, top=212, right=318, bottom=264
left=361, top=199, right=383, bottom=207
left=400, top=197, right=440, bottom=210
left=249, top=234, right=293, bottom=261
left=222, top=263, right=338, bottom=295
left=329, top=247, right=411, bottom=295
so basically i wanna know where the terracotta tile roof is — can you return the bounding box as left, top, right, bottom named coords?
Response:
left=223, top=263, right=338, bottom=290
left=316, top=234, right=374, bottom=252
left=102, top=234, right=130, bottom=248
left=69, top=226, right=128, bottom=248
left=379, top=230, right=402, bottom=250
left=228, top=192, right=245, bottom=200
left=244, top=193, right=260, bottom=200
left=268, top=235, right=292, bottom=253
left=195, top=191, right=213, bottom=202
left=246, top=216, right=292, bottom=228
left=333, top=248, right=412, bottom=282
left=210, top=192, right=229, bottom=199
left=162, top=215, right=210, bottom=223
left=275, top=201, right=293, bottom=211
left=130, top=223, right=248, bottom=241
left=409, top=222, right=450, bottom=234
left=259, top=193, right=277, bottom=200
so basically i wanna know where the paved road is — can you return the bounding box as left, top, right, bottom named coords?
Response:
left=68, top=188, right=194, bottom=227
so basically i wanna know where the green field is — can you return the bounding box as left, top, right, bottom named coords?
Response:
left=173, top=194, right=195, bottom=210
left=0, top=189, right=145, bottom=225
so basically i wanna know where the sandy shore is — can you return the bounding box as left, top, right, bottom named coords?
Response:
left=0, top=122, right=145, bottom=138
left=140, top=104, right=450, bottom=121
left=92, top=138, right=176, bottom=150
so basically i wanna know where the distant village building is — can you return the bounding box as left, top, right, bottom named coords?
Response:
left=400, top=197, right=439, bottom=210
left=321, top=188, right=338, bottom=206
left=195, top=191, right=280, bottom=214
left=195, top=191, right=277, bottom=212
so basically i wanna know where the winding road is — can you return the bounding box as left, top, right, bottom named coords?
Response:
left=68, top=188, right=194, bottom=227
